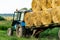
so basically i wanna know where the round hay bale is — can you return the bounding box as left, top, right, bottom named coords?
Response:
left=54, top=0, right=60, bottom=7
left=57, top=0, right=60, bottom=6
left=31, top=12, right=41, bottom=27
left=32, top=0, right=42, bottom=12
left=24, top=12, right=42, bottom=28
left=38, top=0, right=47, bottom=10
left=51, top=7, right=60, bottom=23
left=51, top=0, right=60, bottom=8
left=24, top=12, right=33, bottom=27
left=32, top=0, right=60, bottom=11
left=32, top=0, right=54, bottom=11
left=40, top=10, right=52, bottom=26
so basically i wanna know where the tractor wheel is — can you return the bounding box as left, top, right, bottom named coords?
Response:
left=58, top=29, right=60, bottom=40
left=16, top=26, right=23, bottom=37
left=7, top=28, right=13, bottom=36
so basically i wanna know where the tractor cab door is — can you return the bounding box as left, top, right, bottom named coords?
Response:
left=13, top=11, right=25, bottom=21
left=20, top=12, right=25, bottom=22
left=13, top=12, right=20, bottom=21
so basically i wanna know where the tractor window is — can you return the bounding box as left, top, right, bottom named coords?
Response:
left=14, top=13, right=19, bottom=20
left=20, top=12, right=25, bottom=21
left=14, top=12, right=21, bottom=21
left=13, top=11, right=25, bottom=21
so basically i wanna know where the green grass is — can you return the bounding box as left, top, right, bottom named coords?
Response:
left=0, top=28, right=59, bottom=40
left=0, top=30, right=37, bottom=40
left=39, top=27, right=60, bottom=40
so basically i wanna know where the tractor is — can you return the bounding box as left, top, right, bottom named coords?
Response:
left=7, top=8, right=60, bottom=39
left=7, top=9, right=32, bottom=37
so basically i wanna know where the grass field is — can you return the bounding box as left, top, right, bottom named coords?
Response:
left=0, top=30, right=37, bottom=40
left=0, top=21, right=60, bottom=40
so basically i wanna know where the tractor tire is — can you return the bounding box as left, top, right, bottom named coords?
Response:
left=7, top=28, right=13, bottom=36
left=58, top=29, right=60, bottom=40
left=16, top=25, right=23, bottom=37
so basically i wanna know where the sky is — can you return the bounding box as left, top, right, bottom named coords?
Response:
left=0, top=0, right=32, bottom=14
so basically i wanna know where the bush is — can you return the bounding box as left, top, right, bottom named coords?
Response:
left=0, top=21, right=12, bottom=30
left=0, top=16, right=5, bottom=21
left=39, top=28, right=59, bottom=37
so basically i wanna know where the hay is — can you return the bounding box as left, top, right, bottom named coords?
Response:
left=51, top=7, right=60, bottom=23
left=38, top=0, right=47, bottom=10
left=31, top=12, right=41, bottom=27
left=54, top=0, right=60, bottom=7
left=32, top=0, right=42, bottom=12
left=46, top=0, right=52, bottom=8
left=32, top=0, right=60, bottom=11
left=32, top=0, right=47, bottom=11
left=24, top=12, right=42, bottom=28
left=24, top=12, right=33, bottom=27
left=40, top=10, right=52, bottom=26
left=51, top=0, right=60, bottom=8
left=32, top=0, right=53, bottom=11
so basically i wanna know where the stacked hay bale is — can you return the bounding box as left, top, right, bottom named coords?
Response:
left=40, top=10, right=52, bottom=27
left=32, top=0, right=47, bottom=11
left=24, top=12, right=42, bottom=28
left=51, top=6, right=60, bottom=23
left=24, top=0, right=60, bottom=28
left=31, top=12, right=41, bottom=27
left=24, top=12, right=33, bottom=27
left=32, top=0, right=60, bottom=11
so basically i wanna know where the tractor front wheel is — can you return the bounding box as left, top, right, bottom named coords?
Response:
left=7, top=28, right=13, bottom=36
left=16, top=25, right=23, bottom=37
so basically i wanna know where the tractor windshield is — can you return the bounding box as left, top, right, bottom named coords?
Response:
left=13, top=11, right=24, bottom=21
left=13, top=12, right=21, bottom=21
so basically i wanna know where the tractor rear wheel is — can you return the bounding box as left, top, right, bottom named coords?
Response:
left=16, top=25, right=23, bottom=37
left=7, top=28, right=13, bottom=36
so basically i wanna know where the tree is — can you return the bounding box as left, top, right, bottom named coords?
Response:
left=0, top=16, right=5, bottom=21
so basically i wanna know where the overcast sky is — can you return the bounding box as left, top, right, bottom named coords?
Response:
left=0, top=0, right=32, bottom=14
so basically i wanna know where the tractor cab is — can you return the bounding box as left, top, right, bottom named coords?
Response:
left=13, top=9, right=27, bottom=21
left=12, top=9, right=27, bottom=27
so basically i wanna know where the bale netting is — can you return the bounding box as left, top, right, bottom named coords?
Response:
left=51, top=6, right=60, bottom=24
left=40, top=10, right=52, bottom=27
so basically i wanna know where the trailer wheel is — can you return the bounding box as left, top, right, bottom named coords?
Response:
left=7, top=28, right=13, bottom=36
left=58, top=29, right=60, bottom=39
left=16, top=25, right=23, bottom=37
